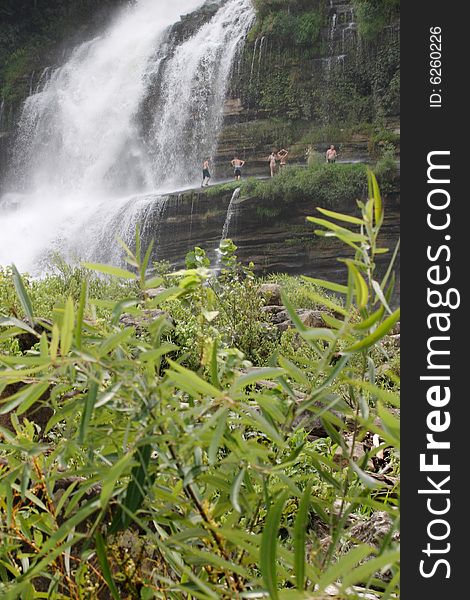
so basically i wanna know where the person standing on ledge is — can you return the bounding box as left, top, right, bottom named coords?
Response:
left=202, top=159, right=211, bottom=187
left=268, top=150, right=277, bottom=177
left=326, top=144, right=338, bottom=164
left=231, top=156, right=245, bottom=180
left=277, top=148, right=289, bottom=169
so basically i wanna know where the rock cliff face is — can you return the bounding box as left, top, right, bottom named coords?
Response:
left=211, top=0, right=399, bottom=179
left=145, top=184, right=399, bottom=296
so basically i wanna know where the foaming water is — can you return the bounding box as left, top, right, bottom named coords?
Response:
left=0, top=0, right=255, bottom=272
left=150, top=0, right=255, bottom=188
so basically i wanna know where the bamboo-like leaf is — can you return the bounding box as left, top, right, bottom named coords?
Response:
left=342, top=550, right=400, bottom=590
left=75, top=280, right=87, bottom=350
left=316, top=207, right=364, bottom=225
left=301, top=275, right=348, bottom=294
left=50, top=323, right=59, bottom=360
left=307, top=217, right=366, bottom=242
left=166, top=359, right=221, bottom=397
left=371, top=279, right=392, bottom=314
left=368, top=170, right=383, bottom=227
left=345, top=260, right=368, bottom=309
left=208, top=408, right=228, bottom=465
left=233, top=367, right=285, bottom=390
left=100, top=453, right=134, bottom=508
left=377, top=402, right=400, bottom=441
left=2, top=381, right=50, bottom=417
left=82, top=262, right=136, bottom=279
left=144, top=275, right=164, bottom=290
left=95, top=531, right=121, bottom=600
left=0, top=316, right=38, bottom=336
left=350, top=461, right=383, bottom=489
left=11, top=265, right=34, bottom=325
left=110, top=444, right=152, bottom=533
left=230, top=467, right=246, bottom=513
left=79, top=380, right=98, bottom=443
left=318, top=544, right=375, bottom=590
left=353, top=306, right=385, bottom=331
left=60, top=296, right=74, bottom=356
left=294, top=483, right=312, bottom=590
left=260, top=491, right=289, bottom=600
left=345, top=308, right=400, bottom=353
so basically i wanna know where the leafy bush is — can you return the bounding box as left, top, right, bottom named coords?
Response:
left=0, top=175, right=400, bottom=598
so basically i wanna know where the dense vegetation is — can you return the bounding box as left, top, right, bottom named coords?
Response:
left=0, top=176, right=400, bottom=598
left=209, top=161, right=397, bottom=210
left=250, top=0, right=326, bottom=49
left=0, top=0, right=126, bottom=107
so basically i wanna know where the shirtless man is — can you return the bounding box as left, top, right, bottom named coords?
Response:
left=326, top=145, right=338, bottom=163
left=277, top=148, right=289, bottom=169
left=231, top=156, right=245, bottom=180
left=268, top=151, right=277, bottom=177
left=202, top=159, right=211, bottom=187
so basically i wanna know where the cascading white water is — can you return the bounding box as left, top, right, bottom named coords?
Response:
left=0, top=0, right=255, bottom=272
left=213, top=186, right=241, bottom=271
left=149, top=0, right=255, bottom=189
left=220, top=187, right=241, bottom=241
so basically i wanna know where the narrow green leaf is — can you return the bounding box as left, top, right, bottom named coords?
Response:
left=208, top=408, right=228, bottom=465
left=260, top=492, right=289, bottom=600
left=79, top=380, right=98, bottom=443
left=60, top=296, right=74, bottom=356
left=82, top=262, right=136, bottom=280
left=9, top=381, right=50, bottom=417
left=318, top=544, right=375, bottom=590
left=11, top=264, right=34, bottom=325
left=345, top=308, right=400, bottom=352
left=230, top=467, right=246, bottom=514
left=294, top=483, right=312, bottom=589
left=75, top=280, right=87, bottom=350
left=353, top=306, right=385, bottom=331
left=316, top=207, right=364, bottom=225
left=301, top=276, right=348, bottom=295
left=95, top=532, right=121, bottom=600
left=166, top=360, right=221, bottom=397
left=233, top=367, right=285, bottom=391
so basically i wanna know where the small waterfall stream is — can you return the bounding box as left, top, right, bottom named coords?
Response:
left=220, top=187, right=241, bottom=241
left=0, top=0, right=255, bottom=272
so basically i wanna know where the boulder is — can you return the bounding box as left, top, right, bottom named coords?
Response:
left=258, top=283, right=282, bottom=306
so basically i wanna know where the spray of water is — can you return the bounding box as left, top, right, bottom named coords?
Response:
left=0, top=0, right=255, bottom=272
left=149, top=0, right=255, bottom=189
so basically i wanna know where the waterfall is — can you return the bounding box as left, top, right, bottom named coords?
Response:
left=221, top=187, right=241, bottom=241
left=214, top=186, right=241, bottom=270
left=148, top=0, right=255, bottom=190
left=0, top=0, right=255, bottom=272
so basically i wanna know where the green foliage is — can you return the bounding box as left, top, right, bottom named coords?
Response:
left=251, top=0, right=326, bottom=49
left=241, top=162, right=368, bottom=209
left=373, top=142, right=399, bottom=194
left=0, top=0, right=127, bottom=108
left=353, top=0, right=400, bottom=41
left=0, top=175, right=399, bottom=598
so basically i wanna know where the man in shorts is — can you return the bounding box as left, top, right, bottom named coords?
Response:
left=326, top=145, right=338, bottom=163
left=231, top=156, right=246, bottom=180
